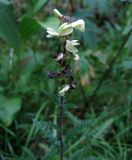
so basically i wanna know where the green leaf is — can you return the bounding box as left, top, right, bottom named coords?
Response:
left=0, top=1, right=21, bottom=51
left=32, top=0, right=49, bottom=14
left=0, top=95, right=22, bottom=126
left=93, top=119, right=114, bottom=140
left=19, top=17, right=41, bottom=40
left=38, top=16, right=59, bottom=30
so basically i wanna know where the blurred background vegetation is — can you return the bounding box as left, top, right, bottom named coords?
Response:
left=0, top=0, right=132, bottom=160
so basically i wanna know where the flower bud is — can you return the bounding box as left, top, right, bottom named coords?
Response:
left=62, top=65, right=72, bottom=76
left=48, top=71, right=59, bottom=79
left=71, top=19, right=85, bottom=32
left=63, top=16, right=75, bottom=23
left=53, top=9, right=63, bottom=18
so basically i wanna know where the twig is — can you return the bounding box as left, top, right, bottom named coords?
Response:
left=58, top=96, right=64, bottom=160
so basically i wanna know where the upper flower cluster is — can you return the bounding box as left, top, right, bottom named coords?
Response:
left=46, top=9, right=85, bottom=38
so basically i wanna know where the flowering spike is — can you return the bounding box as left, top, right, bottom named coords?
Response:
left=47, top=9, right=85, bottom=96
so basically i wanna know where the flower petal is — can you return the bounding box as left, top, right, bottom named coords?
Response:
left=66, top=40, right=79, bottom=53
left=55, top=53, right=64, bottom=61
left=71, top=19, right=85, bottom=32
left=53, top=9, right=63, bottom=18
left=72, top=53, right=80, bottom=60
left=59, top=23, right=73, bottom=36
left=46, top=34, right=53, bottom=38
left=46, top=27, right=59, bottom=37
left=59, top=23, right=68, bottom=30
left=66, top=44, right=78, bottom=53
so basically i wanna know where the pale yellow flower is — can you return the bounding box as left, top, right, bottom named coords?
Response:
left=59, top=23, right=73, bottom=36
left=65, top=40, right=80, bottom=61
left=71, top=19, right=85, bottom=32
left=59, top=85, right=70, bottom=96
left=66, top=40, right=79, bottom=53
left=46, top=23, right=73, bottom=38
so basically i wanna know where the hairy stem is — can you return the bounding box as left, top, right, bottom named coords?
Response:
left=58, top=96, right=64, bottom=160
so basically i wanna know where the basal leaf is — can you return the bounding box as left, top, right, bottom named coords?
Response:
left=0, top=95, right=22, bottom=126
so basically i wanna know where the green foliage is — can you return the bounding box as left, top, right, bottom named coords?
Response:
left=0, top=0, right=132, bottom=160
